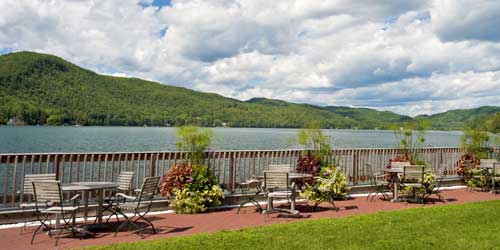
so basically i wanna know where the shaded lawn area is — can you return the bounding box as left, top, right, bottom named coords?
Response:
left=85, top=200, right=500, bottom=250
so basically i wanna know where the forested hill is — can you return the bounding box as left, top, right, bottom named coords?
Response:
left=0, top=51, right=498, bottom=130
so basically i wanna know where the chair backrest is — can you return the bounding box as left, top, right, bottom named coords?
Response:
left=403, top=165, right=425, bottom=182
left=480, top=159, right=498, bottom=169
left=268, top=164, right=291, bottom=172
left=263, top=171, right=289, bottom=191
left=32, top=180, right=63, bottom=206
left=23, top=173, right=57, bottom=196
left=436, top=164, right=447, bottom=178
left=391, top=161, right=411, bottom=172
left=493, top=163, right=500, bottom=176
left=116, top=171, right=134, bottom=192
left=137, top=176, right=161, bottom=205
left=365, top=163, right=377, bottom=184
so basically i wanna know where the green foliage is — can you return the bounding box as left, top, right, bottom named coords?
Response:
left=302, top=165, right=349, bottom=204
left=482, top=113, right=500, bottom=133
left=160, top=162, right=193, bottom=197
left=86, top=200, right=500, bottom=250
left=461, top=127, right=490, bottom=159
left=391, top=121, right=428, bottom=164
left=171, top=165, right=224, bottom=214
left=415, top=106, right=500, bottom=130
left=297, top=124, right=334, bottom=166
left=176, top=126, right=212, bottom=166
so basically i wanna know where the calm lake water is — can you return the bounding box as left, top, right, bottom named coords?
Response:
left=0, top=126, right=463, bottom=153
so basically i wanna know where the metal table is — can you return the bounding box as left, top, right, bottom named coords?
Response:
left=386, top=168, right=403, bottom=202
left=63, top=182, right=118, bottom=227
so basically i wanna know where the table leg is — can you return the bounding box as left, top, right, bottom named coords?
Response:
left=96, top=189, right=104, bottom=225
left=391, top=174, right=399, bottom=202
left=82, top=191, right=89, bottom=225
left=290, top=187, right=296, bottom=211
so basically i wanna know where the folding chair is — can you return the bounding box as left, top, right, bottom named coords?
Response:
left=18, top=173, right=56, bottom=233
left=95, top=171, right=134, bottom=223
left=365, top=163, right=390, bottom=201
left=113, top=176, right=160, bottom=238
left=30, top=180, right=81, bottom=246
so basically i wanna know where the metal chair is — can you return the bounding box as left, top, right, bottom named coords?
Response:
left=365, top=163, right=390, bottom=201
left=30, top=180, right=81, bottom=246
left=113, top=176, right=161, bottom=238
left=98, top=171, right=134, bottom=223
left=491, top=162, right=500, bottom=194
left=401, top=165, right=425, bottom=203
left=423, top=164, right=446, bottom=202
left=236, top=178, right=262, bottom=214
left=18, top=173, right=56, bottom=233
left=262, top=171, right=298, bottom=218
left=312, top=167, right=340, bottom=211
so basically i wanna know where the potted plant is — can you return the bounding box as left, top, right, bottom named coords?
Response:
left=295, top=125, right=349, bottom=208
left=159, top=126, right=224, bottom=214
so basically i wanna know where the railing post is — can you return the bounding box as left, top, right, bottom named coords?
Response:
left=54, top=155, right=60, bottom=181
left=150, top=153, right=157, bottom=177
left=229, top=154, right=235, bottom=193
left=352, top=150, right=359, bottom=185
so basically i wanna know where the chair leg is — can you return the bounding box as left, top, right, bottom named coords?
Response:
left=30, top=214, right=50, bottom=245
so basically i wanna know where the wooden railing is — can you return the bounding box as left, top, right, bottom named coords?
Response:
left=1, top=147, right=498, bottom=209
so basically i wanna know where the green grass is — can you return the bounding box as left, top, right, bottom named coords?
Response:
left=85, top=200, right=500, bottom=250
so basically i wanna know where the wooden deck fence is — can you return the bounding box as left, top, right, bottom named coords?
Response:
left=1, top=147, right=498, bottom=209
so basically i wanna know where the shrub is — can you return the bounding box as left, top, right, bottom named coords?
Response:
left=302, top=165, right=349, bottom=206
left=160, top=162, right=193, bottom=197
left=171, top=165, right=224, bottom=214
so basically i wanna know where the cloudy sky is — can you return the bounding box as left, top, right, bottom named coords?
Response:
left=1, top=0, right=499, bottom=116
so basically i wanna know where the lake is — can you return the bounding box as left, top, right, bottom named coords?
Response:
left=0, top=126, right=463, bottom=153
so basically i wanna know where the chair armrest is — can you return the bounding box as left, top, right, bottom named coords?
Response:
left=70, top=193, right=80, bottom=207
left=134, top=189, right=141, bottom=194
left=70, top=193, right=81, bottom=201
left=116, top=193, right=136, bottom=201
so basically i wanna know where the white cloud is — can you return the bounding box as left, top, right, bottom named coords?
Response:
left=0, top=0, right=499, bottom=116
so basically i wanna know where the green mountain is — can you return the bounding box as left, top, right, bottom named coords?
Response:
left=0, top=51, right=498, bottom=131
left=416, top=106, right=500, bottom=130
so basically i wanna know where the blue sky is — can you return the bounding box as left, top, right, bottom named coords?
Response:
left=1, top=0, right=499, bottom=116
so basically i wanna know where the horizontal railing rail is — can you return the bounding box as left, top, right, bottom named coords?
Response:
left=1, top=147, right=498, bottom=209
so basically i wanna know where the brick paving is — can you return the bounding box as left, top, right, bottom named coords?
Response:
left=1, top=188, right=499, bottom=250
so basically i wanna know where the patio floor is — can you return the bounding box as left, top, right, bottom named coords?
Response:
left=2, top=187, right=499, bottom=250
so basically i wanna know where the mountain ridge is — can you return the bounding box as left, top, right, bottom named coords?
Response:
left=0, top=51, right=498, bottom=130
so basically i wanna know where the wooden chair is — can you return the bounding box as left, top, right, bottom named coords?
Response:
left=401, top=165, right=425, bottom=203
left=99, top=171, right=135, bottom=223
left=113, top=176, right=160, bottom=238
left=18, top=173, right=56, bottom=233
left=30, top=180, right=81, bottom=246
left=262, top=171, right=298, bottom=218
left=365, top=163, right=390, bottom=201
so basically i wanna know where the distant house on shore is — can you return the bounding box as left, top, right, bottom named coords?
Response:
left=7, top=118, right=25, bottom=125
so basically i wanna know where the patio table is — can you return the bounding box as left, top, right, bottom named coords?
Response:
left=62, top=182, right=118, bottom=229
left=259, top=173, right=313, bottom=214
left=386, top=168, right=402, bottom=202
left=386, top=166, right=429, bottom=202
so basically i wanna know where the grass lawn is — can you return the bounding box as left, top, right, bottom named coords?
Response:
left=85, top=200, right=500, bottom=250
